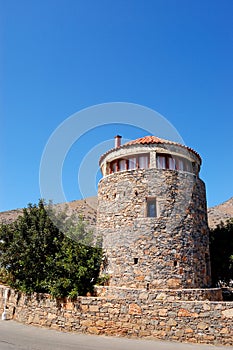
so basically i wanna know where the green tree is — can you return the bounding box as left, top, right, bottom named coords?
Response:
left=209, top=219, right=233, bottom=286
left=0, top=200, right=102, bottom=298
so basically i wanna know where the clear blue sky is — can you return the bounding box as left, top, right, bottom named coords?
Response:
left=1, top=0, right=233, bottom=212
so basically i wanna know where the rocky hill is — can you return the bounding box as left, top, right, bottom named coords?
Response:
left=0, top=208, right=23, bottom=225
left=207, top=197, right=233, bottom=229
left=0, top=197, right=98, bottom=230
left=0, top=196, right=232, bottom=230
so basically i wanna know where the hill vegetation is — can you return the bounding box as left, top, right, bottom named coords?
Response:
left=209, top=219, right=233, bottom=287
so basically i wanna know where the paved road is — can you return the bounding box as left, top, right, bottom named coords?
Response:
left=0, top=320, right=232, bottom=350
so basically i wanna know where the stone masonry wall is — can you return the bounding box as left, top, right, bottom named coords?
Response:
left=97, top=168, right=211, bottom=289
left=0, top=286, right=232, bottom=346
left=95, top=286, right=223, bottom=301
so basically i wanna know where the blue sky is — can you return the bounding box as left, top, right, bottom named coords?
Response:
left=1, top=0, right=233, bottom=212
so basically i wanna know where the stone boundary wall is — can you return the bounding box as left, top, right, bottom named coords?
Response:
left=0, top=286, right=232, bottom=346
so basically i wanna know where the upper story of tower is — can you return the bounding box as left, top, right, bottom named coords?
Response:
left=99, top=135, right=202, bottom=178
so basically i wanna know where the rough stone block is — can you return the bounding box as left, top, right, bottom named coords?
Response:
left=47, top=313, right=57, bottom=320
left=89, top=305, right=99, bottom=312
left=128, top=303, right=142, bottom=315
left=185, top=328, right=194, bottom=333
left=81, top=319, right=93, bottom=327
left=220, top=327, right=229, bottom=334
left=197, top=322, right=208, bottom=330
left=167, top=278, right=181, bottom=289
left=222, top=308, right=233, bottom=318
left=167, top=318, right=177, bottom=326
left=88, top=326, right=100, bottom=334
left=158, top=308, right=168, bottom=317
left=156, top=292, right=167, bottom=300
left=178, top=308, right=198, bottom=317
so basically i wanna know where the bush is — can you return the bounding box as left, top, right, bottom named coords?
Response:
left=209, top=219, right=233, bottom=286
left=0, top=200, right=102, bottom=298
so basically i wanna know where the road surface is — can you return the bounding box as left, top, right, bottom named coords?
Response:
left=0, top=320, right=232, bottom=350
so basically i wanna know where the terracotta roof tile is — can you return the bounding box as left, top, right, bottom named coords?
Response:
left=99, top=135, right=201, bottom=164
left=124, top=135, right=173, bottom=146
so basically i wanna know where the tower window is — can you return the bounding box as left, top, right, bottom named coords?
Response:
left=109, top=154, right=149, bottom=174
left=177, top=159, right=184, bottom=171
left=119, top=159, right=127, bottom=171
left=134, top=258, right=138, bottom=264
left=146, top=197, right=157, bottom=217
left=138, top=155, right=149, bottom=169
left=157, top=155, right=166, bottom=169
left=128, top=157, right=137, bottom=170
left=156, top=153, right=194, bottom=173
left=111, top=161, right=118, bottom=173
left=168, top=157, right=176, bottom=170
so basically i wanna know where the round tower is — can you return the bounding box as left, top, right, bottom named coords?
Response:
left=97, top=135, right=211, bottom=289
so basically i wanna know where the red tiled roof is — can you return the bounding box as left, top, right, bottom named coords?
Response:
left=99, top=135, right=201, bottom=164
left=124, top=135, right=173, bottom=146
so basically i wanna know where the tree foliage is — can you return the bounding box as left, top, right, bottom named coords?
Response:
left=0, top=200, right=102, bottom=298
left=209, top=219, right=233, bottom=286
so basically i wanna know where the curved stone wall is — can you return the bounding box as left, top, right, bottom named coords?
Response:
left=97, top=168, right=211, bottom=289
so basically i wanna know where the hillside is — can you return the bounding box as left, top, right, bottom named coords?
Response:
left=207, top=197, right=233, bottom=229
left=0, top=197, right=98, bottom=230
left=0, top=196, right=233, bottom=230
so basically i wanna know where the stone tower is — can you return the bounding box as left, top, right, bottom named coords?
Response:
left=97, top=135, right=211, bottom=290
